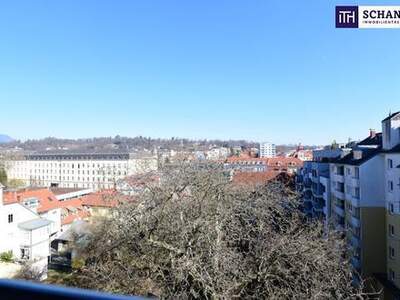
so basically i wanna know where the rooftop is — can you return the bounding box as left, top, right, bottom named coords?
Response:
left=382, top=111, right=400, bottom=122
left=357, top=132, right=382, bottom=147
left=18, top=218, right=52, bottom=231
left=336, top=147, right=381, bottom=166
left=4, top=188, right=59, bottom=212
left=50, top=187, right=90, bottom=196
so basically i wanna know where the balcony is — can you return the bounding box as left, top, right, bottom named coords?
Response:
left=334, top=205, right=345, bottom=217
left=350, top=215, right=361, bottom=228
left=349, top=177, right=360, bottom=187
left=351, top=256, right=361, bottom=270
left=350, top=196, right=360, bottom=208
left=311, top=175, right=319, bottom=184
left=333, top=174, right=344, bottom=183
left=312, top=188, right=323, bottom=198
left=323, top=206, right=328, bottom=216
left=333, top=189, right=345, bottom=200
left=323, top=191, right=328, bottom=202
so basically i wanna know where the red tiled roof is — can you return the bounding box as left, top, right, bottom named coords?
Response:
left=62, top=210, right=91, bottom=225
left=226, top=156, right=303, bottom=167
left=81, top=190, right=119, bottom=208
left=265, top=157, right=303, bottom=168
left=3, top=188, right=60, bottom=213
left=232, top=171, right=281, bottom=186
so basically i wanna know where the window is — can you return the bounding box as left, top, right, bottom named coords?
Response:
left=389, top=224, right=395, bottom=236
left=388, top=159, right=394, bottom=169
left=390, top=203, right=395, bottom=214
left=21, top=247, right=30, bottom=260
left=354, top=167, right=359, bottom=179
left=390, top=269, right=396, bottom=281
left=8, top=214, right=14, bottom=223
left=389, top=181, right=394, bottom=192
left=354, top=187, right=360, bottom=199
left=390, top=246, right=395, bottom=259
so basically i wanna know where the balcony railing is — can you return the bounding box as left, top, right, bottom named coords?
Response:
left=333, top=174, right=344, bottom=183
left=0, top=279, right=146, bottom=300
left=350, top=195, right=360, bottom=208
left=333, top=189, right=345, bottom=200
left=350, top=215, right=361, bottom=228
left=349, top=177, right=360, bottom=187
left=334, top=205, right=345, bottom=217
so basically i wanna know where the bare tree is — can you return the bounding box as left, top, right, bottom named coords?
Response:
left=14, top=263, right=47, bottom=282
left=67, top=163, right=377, bottom=299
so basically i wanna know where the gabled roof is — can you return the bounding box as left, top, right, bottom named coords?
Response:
left=81, top=190, right=119, bottom=208
left=382, top=111, right=400, bottom=122
left=336, top=147, right=381, bottom=166
left=357, top=132, right=382, bottom=147
left=4, top=188, right=60, bottom=213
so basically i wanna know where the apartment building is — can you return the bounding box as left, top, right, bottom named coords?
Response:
left=330, top=130, right=387, bottom=284
left=380, top=111, right=400, bottom=298
left=5, top=150, right=158, bottom=190
left=259, top=142, right=276, bottom=158
left=296, top=147, right=349, bottom=229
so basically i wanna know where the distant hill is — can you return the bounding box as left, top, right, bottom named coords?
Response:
left=0, top=134, right=14, bottom=143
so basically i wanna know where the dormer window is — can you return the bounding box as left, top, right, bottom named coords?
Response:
left=353, top=151, right=362, bottom=160
left=23, top=197, right=39, bottom=210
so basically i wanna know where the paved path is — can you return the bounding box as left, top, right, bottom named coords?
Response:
left=0, top=262, right=21, bottom=278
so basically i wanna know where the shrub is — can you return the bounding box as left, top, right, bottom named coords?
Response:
left=0, top=251, right=13, bottom=263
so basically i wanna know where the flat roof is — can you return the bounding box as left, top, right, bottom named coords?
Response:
left=50, top=187, right=89, bottom=196
left=18, top=218, right=52, bottom=231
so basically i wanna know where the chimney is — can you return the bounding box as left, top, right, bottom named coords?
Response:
left=369, top=129, right=376, bottom=138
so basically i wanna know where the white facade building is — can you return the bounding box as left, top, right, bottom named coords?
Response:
left=330, top=132, right=386, bottom=281
left=5, top=151, right=158, bottom=190
left=206, top=147, right=230, bottom=160
left=0, top=184, right=52, bottom=263
left=259, top=142, right=276, bottom=158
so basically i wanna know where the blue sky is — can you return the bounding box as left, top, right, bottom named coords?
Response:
left=0, top=0, right=399, bottom=145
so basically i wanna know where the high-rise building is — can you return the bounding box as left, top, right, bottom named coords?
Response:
left=259, top=142, right=276, bottom=158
